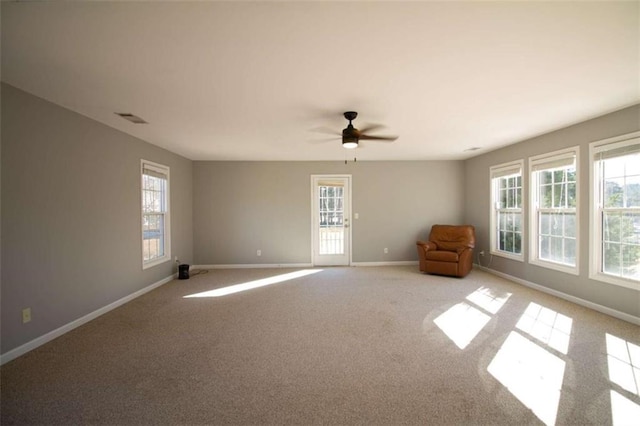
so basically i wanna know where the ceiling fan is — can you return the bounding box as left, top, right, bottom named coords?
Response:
left=315, top=111, right=398, bottom=149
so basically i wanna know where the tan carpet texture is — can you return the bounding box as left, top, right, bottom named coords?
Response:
left=1, top=266, right=639, bottom=425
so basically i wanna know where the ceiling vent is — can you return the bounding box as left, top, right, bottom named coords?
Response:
left=115, top=113, right=148, bottom=124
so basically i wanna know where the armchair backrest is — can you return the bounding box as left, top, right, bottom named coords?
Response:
left=428, top=225, right=476, bottom=251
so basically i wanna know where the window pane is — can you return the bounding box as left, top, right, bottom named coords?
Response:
left=510, top=188, right=517, bottom=208
left=500, top=178, right=507, bottom=190
left=565, top=238, right=576, bottom=265
left=605, top=179, right=624, bottom=208
left=624, top=213, right=640, bottom=244
left=541, top=213, right=551, bottom=235
left=604, top=157, right=627, bottom=179
left=543, top=213, right=561, bottom=237
left=553, top=183, right=564, bottom=208
left=604, top=242, right=622, bottom=275
left=564, top=213, right=576, bottom=238
left=550, top=236, right=563, bottom=263
left=568, top=182, right=577, bottom=208
left=514, top=232, right=522, bottom=254
left=143, top=214, right=165, bottom=261
left=540, top=185, right=552, bottom=208
left=514, top=212, right=522, bottom=233
left=603, top=211, right=640, bottom=279
left=506, top=213, right=514, bottom=232
left=625, top=175, right=640, bottom=208
left=604, top=212, right=622, bottom=243
left=142, top=162, right=169, bottom=266
left=621, top=244, right=640, bottom=280
left=540, top=235, right=550, bottom=259
left=499, top=188, right=507, bottom=209
left=624, top=153, right=640, bottom=176
left=596, top=144, right=640, bottom=283
left=492, top=163, right=523, bottom=256
left=552, top=169, right=562, bottom=182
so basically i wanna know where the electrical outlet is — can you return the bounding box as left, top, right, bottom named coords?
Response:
left=174, top=256, right=179, bottom=263
left=479, top=250, right=485, bottom=256
left=257, top=249, right=262, bottom=256
left=384, top=247, right=389, bottom=254
left=22, top=308, right=31, bottom=324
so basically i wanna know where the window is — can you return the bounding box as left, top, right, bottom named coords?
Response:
left=141, top=160, right=170, bottom=269
left=490, top=161, right=524, bottom=260
left=318, top=184, right=345, bottom=255
left=529, top=147, right=579, bottom=274
left=590, top=132, right=640, bottom=289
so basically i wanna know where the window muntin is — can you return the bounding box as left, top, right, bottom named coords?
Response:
left=530, top=148, right=579, bottom=274
left=141, top=160, right=170, bottom=269
left=490, top=161, right=524, bottom=260
left=591, top=134, right=640, bottom=288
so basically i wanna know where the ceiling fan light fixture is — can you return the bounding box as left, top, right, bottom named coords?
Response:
left=342, top=139, right=358, bottom=149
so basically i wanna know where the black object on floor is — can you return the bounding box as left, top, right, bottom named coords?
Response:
left=178, top=264, right=190, bottom=280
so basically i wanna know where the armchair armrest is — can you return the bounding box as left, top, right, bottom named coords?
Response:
left=416, top=240, right=437, bottom=273
left=416, top=240, right=437, bottom=251
left=456, top=246, right=470, bottom=255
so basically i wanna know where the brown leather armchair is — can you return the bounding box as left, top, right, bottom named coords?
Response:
left=416, top=225, right=476, bottom=278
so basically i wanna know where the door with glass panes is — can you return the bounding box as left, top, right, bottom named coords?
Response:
left=312, top=175, right=351, bottom=266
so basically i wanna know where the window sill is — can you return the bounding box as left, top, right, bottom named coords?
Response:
left=490, top=250, right=525, bottom=262
left=143, top=256, right=170, bottom=270
left=529, top=258, right=579, bottom=276
left=589, top=272, right=640, bottom=291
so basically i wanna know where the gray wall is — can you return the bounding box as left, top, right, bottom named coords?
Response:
left=193, top=161, right=465, bottom=265
left=4, top=78, right=636, bottom=358
left=1, top=84, right=193, bottom=354
left=464, top=104, right=640, bottom=318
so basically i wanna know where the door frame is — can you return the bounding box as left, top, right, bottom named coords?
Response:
left=310, top=174, right=352, bottom=266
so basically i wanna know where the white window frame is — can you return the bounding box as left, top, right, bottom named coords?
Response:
left=490, top=160, right=525, bottom=261
left=589, top=131, right=640, bottom=290
left=529, top=147, right=579, bottom=275
left=141, top=159, right=171, bottom=269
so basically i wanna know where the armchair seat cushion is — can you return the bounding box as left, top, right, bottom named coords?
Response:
left=425, top=250, right=459, bottom=262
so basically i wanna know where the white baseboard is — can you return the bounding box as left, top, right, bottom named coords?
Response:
left=195, top=261, right=418, bottom=269
left=351, top=261, right=419, bottom=267
left=477, top=265, right=640, bottom=326
left=0, top=274, right=176, bottom=365
left=193, top=263, right=313, bottom=270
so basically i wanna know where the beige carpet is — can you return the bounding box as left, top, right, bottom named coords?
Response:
left=1, top=266, right=639, bottom=425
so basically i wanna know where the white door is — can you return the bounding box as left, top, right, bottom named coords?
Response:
left=312, top=175, right=351, bottom=266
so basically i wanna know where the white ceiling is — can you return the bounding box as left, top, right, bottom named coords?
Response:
left=2, top=1, right=639, bottom=161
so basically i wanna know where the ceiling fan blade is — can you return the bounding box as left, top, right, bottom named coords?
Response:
left=309, top=126, right=341, bottom=136
left=358, top=124, right=385, bottom=134
left=359, top=134, right=398, bottom=141
left=308, top=137, right=339, bottom=144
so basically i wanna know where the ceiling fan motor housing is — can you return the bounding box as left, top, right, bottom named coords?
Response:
left=342, top=123, right=359, bottom=148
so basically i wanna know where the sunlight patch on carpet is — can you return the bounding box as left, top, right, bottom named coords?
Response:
left=488, top=331, right=565, bottom=426
left=516, top=302, right=573, bottom=355
left=433, top=302, right=491, bottom=349
left=183, top=269, right=323, bottom=298
left=606, top=333, right=640, bottom=397
left=610, top=390, right=640, bottom=426
left=465, top=286, right=512, bottom=314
